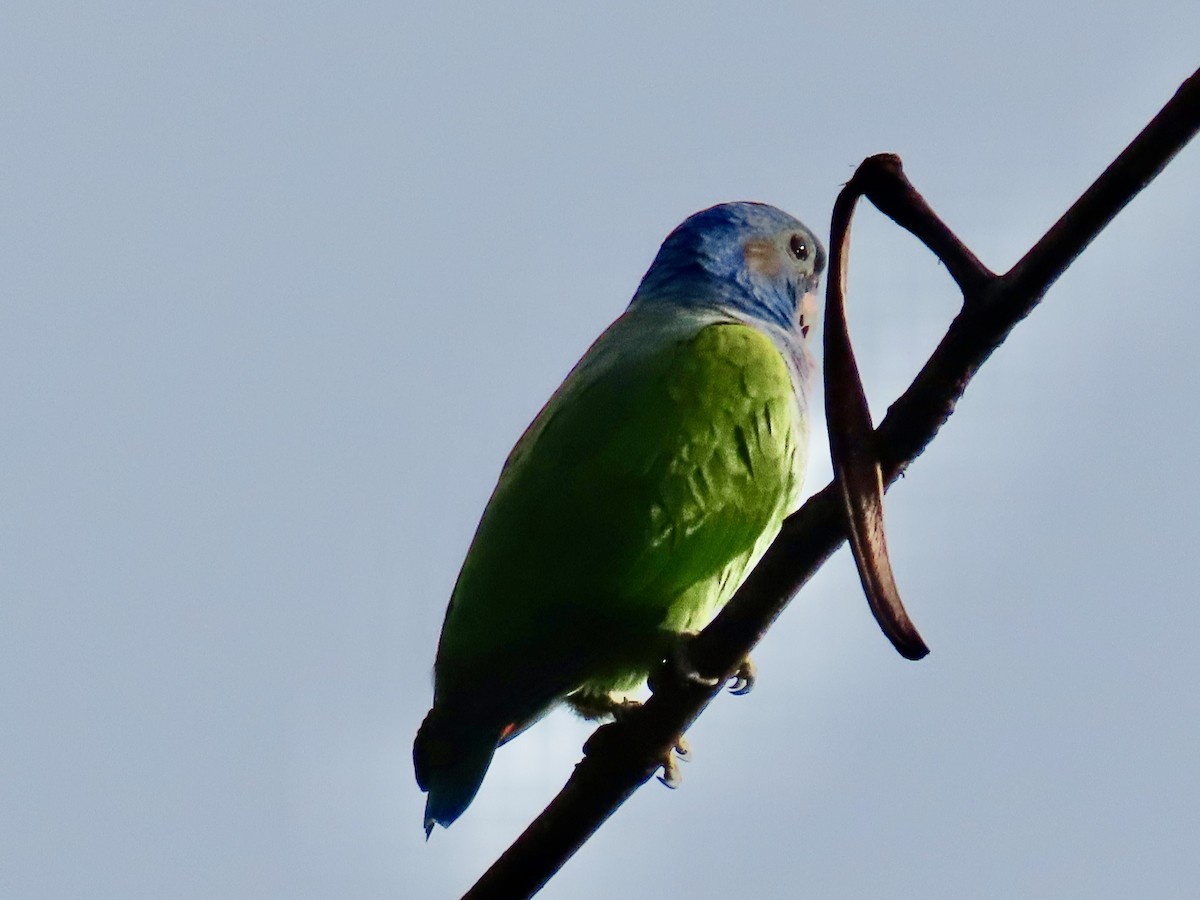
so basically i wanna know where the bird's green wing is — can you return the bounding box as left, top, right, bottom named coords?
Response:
left=434, top=307, right=807, bottom=728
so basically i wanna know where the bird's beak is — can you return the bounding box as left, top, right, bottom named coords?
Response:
left=798, top=287, right=819, bottom=339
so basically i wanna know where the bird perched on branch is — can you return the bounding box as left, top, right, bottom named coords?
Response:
left=414, top=202, right=825, bottom=835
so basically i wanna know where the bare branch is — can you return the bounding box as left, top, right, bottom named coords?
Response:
left=462, top=66, right=1200, bottom=900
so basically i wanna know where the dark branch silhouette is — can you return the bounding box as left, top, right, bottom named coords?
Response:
left=461, top=66, right=1200, bottom=900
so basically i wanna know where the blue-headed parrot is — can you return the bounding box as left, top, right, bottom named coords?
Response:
left=415, top=202, right=826, bottom=834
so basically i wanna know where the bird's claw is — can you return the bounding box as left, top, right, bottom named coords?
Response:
left=673, top=735, right=692, bottom=762
left=656, top=736, right=690, bottom=788
left=657, top=756, right=682, bottom=789
left=586, top=723, right=691, bottom=790
left=726, top=657, right=757, bottom=695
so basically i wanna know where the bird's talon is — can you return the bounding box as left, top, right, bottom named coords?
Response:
left=674, top=736, right=692, bottom=762
left=657, top=752, right=683, bottom=789
left=726, top=657, right=757, bottom=696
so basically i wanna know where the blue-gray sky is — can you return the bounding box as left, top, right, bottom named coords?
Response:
left=3, top=3, right=1199, bottom=898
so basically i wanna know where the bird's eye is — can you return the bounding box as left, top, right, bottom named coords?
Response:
left=789, top=234, right=810, bottom=262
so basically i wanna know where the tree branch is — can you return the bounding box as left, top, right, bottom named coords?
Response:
left=461, top=65, right=1200, bottom=899
left=824, top=157, right=932, bottom=662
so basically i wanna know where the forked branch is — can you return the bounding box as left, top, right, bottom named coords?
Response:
left=461, top=65, right=1200, bottom=900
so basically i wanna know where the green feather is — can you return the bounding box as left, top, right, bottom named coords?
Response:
left=434, top=305, right=806, bottom=721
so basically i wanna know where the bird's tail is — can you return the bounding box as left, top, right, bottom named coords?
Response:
left=413, top=709, right=501, bottom=837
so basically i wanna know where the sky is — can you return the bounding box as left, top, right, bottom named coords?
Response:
left=2, top=3, right=1198, bottom=898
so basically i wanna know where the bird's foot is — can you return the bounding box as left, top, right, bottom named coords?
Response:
left=657, top=735, right=691, bottom=788
left=727, top=656, right=757, bottom=696
left=648, top=634, right=757, bottom=699
left=580, top=709, right=692, bottom=790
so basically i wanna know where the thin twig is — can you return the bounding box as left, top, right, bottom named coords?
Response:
left=462, top=66, right=1200, bottom=900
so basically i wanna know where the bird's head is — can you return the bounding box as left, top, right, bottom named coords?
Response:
left=631, top=202, right=825, bottom=340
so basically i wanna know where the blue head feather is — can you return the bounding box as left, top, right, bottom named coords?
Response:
left=630, top=202, right=826, bottom=333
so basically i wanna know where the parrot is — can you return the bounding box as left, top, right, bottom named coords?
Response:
left=414, top=201, right=825, bottom=835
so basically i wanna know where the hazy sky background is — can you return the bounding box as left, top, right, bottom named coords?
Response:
left=3, top=3, right=1198, bottom=898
